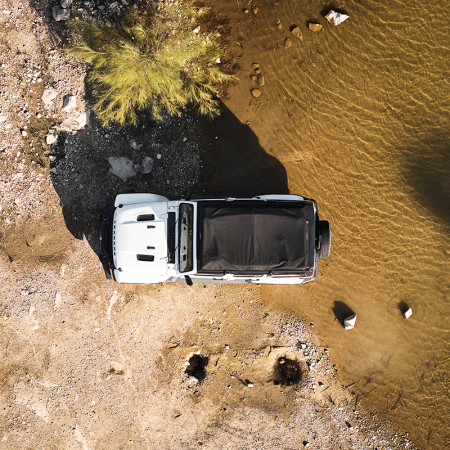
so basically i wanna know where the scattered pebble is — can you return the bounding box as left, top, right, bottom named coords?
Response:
left=308, top=21, right=323, bottom=32
left=251, top=88, right=261, bottom=98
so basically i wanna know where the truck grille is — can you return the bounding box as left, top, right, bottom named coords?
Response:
left=167, top=212, right=176, bottom=263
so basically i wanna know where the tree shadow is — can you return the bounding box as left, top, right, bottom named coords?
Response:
left=404, top=139, right=450, bottom=226
left=49, top=103, right=288, bottom=267
left=332, top=301, right=356, bottom=328
left=196, top=105, right=289, bottom=196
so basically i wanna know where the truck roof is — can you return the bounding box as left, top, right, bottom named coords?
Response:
left=197, top=200, right=315, bottom=273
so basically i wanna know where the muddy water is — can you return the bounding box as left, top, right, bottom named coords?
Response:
left=211, top=0, right=450, bottom=447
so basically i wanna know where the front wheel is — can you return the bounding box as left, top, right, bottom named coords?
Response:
left=318, top=220, right=331, bottom=259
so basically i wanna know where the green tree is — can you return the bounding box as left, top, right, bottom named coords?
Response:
left=68, top=3, right=233, bottom=126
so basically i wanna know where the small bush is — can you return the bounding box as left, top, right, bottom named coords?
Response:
left=68, top=2, right=233, bottom=126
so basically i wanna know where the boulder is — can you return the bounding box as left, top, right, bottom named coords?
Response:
left=42, top=87, right=57, bottom=107
left=308, top=21, right=323, bottom=32
left=257, top=74, right=265, bottom=86
left=140, top=157, right=154, bottom=174
left=108, top=157, right=137, bottom=182
left=404, top=308, right=413, bottom=319
left=52, top=6, right=70, bottom=21
left=61, top=94, right=76, bottom=112
left=60, top=0, right=72, bottom=8
left=290, top=25, right=303, bottom=40
left=344, top=314, right=357, bottom=330
left=325, top=10, right=349, bottom=26
left=251, top=88, right=261, bottom=98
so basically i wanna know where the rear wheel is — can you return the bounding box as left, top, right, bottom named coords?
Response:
left=318, top=220, right=331, bottom=259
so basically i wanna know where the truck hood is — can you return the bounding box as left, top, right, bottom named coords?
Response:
left=113, top=202, right=170, bottom=282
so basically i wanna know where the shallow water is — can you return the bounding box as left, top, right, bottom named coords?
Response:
left=211, top=0, right=450, bottom=446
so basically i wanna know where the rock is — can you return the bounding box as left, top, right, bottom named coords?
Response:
left=0, top=115, right=6, bottom=123
left=257, top=74, right=265, bottom=86
left=140, top=157, right=154, bottom=174
left=130, top=140, right=142, bottom=150
left=42, top=87, right=57, bottom=107
left=52, top=6, right=70, bottom=21
left=21, top=130, right=27, bottom=137
left=284, top=37, right=292, bottom=48
left=251, top=75, right=257, bottom=82
left=192, top=27, right=200, bottom=33
left=108, top=157, right=137, bottom=181
left=344, top=314, right=357, bottom=330
left=60, top=0, right=72, bottom=7
left=290, top=25, right=303, bottom=40
left=46, top=134, right=57, bottom=145
left=215, top=57, right=221, bottom=64
left=404, top=308, right=412, bottom=319
left=251, top=5, right=258, bottom=14
left=276, top=21, right=282, bottom=30
left=109, top=1, right=119, bottom=9
left=251, top=63, right=260, bottom=70
left=61, top=94, right=76, bottom=112
left=110, top=361, right=124, bottom=374
left=156, top=154, right=162, bottom=159
left=251, top=88, right=261, bottom=98
left=325, top=10, right=349, bottom=26
left=243, top=8, right=249, bottom=14
left=76, top=110, right=89, bottom=129
left=308, top=21, right=323, bottom=32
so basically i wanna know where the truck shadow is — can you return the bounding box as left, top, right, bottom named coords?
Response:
left=49, top=104, right=289, bottom=261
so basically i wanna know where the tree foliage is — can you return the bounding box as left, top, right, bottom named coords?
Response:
left=68, top=2, right=233, bottom=126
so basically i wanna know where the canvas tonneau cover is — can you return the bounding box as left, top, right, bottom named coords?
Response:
left=197, top=200, right=315, bottom=273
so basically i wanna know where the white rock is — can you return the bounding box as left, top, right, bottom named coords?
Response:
left=140, top=157, right=154, bottom=174
left=325, top=10, right=349, bottom=26
left=46, top=134, right=58, bottom=145
left=215, top=57, right=221, bottom=64
left=21, top=130, right=27, bottom=137
left=156, top=153, right=162, bottom=159
left=60, top=0, right=72, bottom=8
left=61, top=94, right=76, bottom=112
left=344, top=314, right=357, bottom=330
left=0, top=115, right=6, bottom=123
left=404, top=308, right=412, bottom=319
left=193, top=27, right=200, bottom=33
left=108, top=157, right=137, bottom=181
left=52, top=6, right=70, bottom=21
left=76, top=110, right=89, bottom=129
left=42, top=88, right=57, bottom=107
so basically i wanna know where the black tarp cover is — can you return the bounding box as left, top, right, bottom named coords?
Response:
left=198, top=201, right=314, bottom=272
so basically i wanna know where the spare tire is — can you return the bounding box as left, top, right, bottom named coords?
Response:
left=318, top=220, right=331, bottom=259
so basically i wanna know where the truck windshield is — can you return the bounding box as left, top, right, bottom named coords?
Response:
left=179, top=203, right=194, bottom=272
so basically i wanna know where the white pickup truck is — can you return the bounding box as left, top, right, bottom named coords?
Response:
left=101, top=194, right=331, bottom=285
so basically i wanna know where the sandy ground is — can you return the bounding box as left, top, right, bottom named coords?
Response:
left=0, top=0, right=415, bottom=448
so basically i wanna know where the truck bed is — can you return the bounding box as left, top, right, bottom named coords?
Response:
left=196, top=200, right=316, bottom=273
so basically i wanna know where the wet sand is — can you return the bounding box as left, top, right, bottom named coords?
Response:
left=207, top=0, right=450, bottom=447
